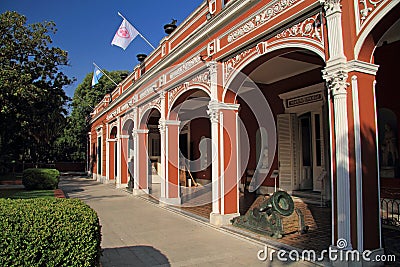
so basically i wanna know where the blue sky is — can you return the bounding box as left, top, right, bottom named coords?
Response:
left=0, top=0, right=204, bottom=98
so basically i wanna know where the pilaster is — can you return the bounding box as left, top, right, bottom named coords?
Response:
left=207, top=100, right=240, bottom=226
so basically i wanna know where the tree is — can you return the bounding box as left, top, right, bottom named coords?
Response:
left=56, top=70, right=128, bottom=161
left=0, top=11, right=72, bottom=169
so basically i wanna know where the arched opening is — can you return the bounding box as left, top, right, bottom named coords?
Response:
left=121, top=119, right=134, bottom=185
left=142, top=109, right=161, bottom=196
left=168, top=89, right=212, bottom=207
left=108, top=126, right=117, bottom=181
left=226, top=48, right=330, bottom=251
left=368, top=6, right=400, bottom=254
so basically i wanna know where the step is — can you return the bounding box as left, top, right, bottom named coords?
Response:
left=292, top=190, right=321, bottom=200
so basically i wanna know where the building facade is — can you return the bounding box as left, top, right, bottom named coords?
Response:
left=90, top=0, right=400, bottom=262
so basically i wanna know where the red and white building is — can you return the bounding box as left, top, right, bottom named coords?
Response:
left=89, top=0, right=400, bottom=263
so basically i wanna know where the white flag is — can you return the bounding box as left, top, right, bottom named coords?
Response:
left=111, top=18, right=139, bottom=50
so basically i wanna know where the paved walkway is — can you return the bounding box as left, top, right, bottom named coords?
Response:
left=60, top=176, right=318, bottom=267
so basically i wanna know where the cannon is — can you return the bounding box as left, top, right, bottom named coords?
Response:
left=231, top=191, right=309, bottom=238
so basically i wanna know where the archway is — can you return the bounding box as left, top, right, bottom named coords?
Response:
left=139, top=108, right=161, bottom=196
left=224, top=47, right=331, bottom=251
left=168, top=89, right=212, bottom=207
left=108, top=126, right=117, bottom=181
left=120, top=119, right=134, bottom=186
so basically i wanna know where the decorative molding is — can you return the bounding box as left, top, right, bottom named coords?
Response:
left=358, top=0, right=384, bottom=28
left=226, top=0, right=298, bottom=43
left=275, top=13, right=323, bottom=46
left=191, top=71, right=210, bottom=85
left=207, top=100, right=240, bottom=123
left=168, top=84, right=186, bottom=107
left=347, top=60, right=379, bottom=75
left=224, top=47, right=258, bottom=83
left=169, top=56, right=202, bottom=80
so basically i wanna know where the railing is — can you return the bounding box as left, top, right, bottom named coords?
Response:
left=381, top=189, right=400, bottom=229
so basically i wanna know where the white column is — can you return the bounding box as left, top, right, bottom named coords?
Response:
left=322, top=0, right=352, bottom=250
left=208, top=101, right=220, bottom=215
left=321, top=0, right=346, bottom=63
left=159, top=93, right=167, bottom=199
left=132, top=108, right=139, bottom=190
left=116, top=116, right=122, bottom=186
left=106, top=138, right=110, bottom=181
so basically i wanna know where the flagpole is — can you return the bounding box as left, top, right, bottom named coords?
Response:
left=93, top=62, right=118, bottom=86
left=117, top=12, right=156, bottom=50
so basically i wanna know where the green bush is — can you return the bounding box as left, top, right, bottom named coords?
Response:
left=22, top=168, right=60, bottom=190
left=0, top=198, right=101, bottom=267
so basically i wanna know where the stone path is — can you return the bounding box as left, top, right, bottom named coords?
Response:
left=60, top=176, right=318, bottom=267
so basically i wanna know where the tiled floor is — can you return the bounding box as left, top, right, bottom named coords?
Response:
left=181, top=192, right=332, bottom=253
left=148, top=184, right=399, bottom=263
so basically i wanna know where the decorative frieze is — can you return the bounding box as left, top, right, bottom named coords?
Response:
left=169, top=56, right=201, bottom=80
left=192, top=71, right=210, bottom=84
left=139, top=84, right=157, bottom=100
left=227, top=0, right=298, bottom=43
left=275, top=14, right=323, bottom=45
left=358, top=0, right=383, bottom=24
left=224, top=47, right=258, bottom=83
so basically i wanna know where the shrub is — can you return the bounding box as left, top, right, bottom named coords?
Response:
left=0, top=198, right=101, bottom=267
left=22, top=168, right=60, bottom=190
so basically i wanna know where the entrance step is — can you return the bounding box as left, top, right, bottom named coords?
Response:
left=292, top=190, right=323, bottom=206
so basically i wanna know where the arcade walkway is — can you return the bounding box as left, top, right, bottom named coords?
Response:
left=60, top=176, right=319, bottom=266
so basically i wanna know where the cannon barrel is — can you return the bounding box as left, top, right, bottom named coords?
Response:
left=259, top=191, right=294, bottom=217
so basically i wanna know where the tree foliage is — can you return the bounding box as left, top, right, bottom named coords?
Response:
left=56, top=70, right=128, bottom=161
left=0, top=11, right=72, bottom=168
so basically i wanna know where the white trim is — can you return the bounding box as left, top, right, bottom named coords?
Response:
left=373, top=80, right=382, bottom=248
left=166, top=124, right=169, bottom=198
left=106, top=136, right=110, bottom=181
left=236, top=111, right=240, bottom=214
left=347, top=60, right=379, bottom=75
left=211, top=114, right=220, bottom=214
left=220, top=110, right=224, bottom=215
left=351, top=75, right=364, bottom=251
left=116, top=117, right=121, bottom=185
left=327, top=85, right=335, bottom=246
left=164, top=120, right=181, bottom=126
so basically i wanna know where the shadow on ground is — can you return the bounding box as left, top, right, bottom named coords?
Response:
left=101, top=245, right=170, bottom=267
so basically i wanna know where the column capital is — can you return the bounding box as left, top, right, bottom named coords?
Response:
left=134, top=129, right=149, bottom=134
left=158, top=119, right=167, bottom=132
left=207, top=100, right=240, bottom=123
left=323, top=68, right=349, bottom=97
left=164, top=120, right=181, bottom=126
left=207, top=61, right=218, bottom=75
left=320, top=0, right=342, bottom=14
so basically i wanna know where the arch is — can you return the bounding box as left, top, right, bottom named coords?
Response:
left=121, top=119, right=134, bottom=135
left=167, top=86, right=211, bottom=120
left=139, top=106, right=161, bottom=129
left=109, top=126, right=117, bottom=138
left=223, top=44, right=325, bottom=100
left=355, top=2, right=400, bottom=62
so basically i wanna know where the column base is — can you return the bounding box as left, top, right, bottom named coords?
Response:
left=115, top=183, right=128, bottom=189
left=210, top=212, right=240, bottom=226
left=131, top=188, right=149, bottom=196
left=159, top=197, right=181, bottom=206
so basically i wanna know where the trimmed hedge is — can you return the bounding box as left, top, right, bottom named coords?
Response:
left=0, top=198, right=101, bottom=267
left=22, top=168, right=59, bottom=190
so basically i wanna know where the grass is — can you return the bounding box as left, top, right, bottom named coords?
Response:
left=0, top=189, right=55, bottom=199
